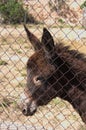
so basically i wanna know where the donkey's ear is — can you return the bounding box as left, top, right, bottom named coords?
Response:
left=41, top=28, right=55, bottom=53
left=24, top=24, right=41, bottom=51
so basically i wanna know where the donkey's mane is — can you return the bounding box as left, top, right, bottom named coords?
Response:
left=54, top=43, right=86, bottom=82
left=56, top=43, right=86, bottom=62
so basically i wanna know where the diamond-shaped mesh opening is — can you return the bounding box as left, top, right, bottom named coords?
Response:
left=0, top=0, right=86, bottom=130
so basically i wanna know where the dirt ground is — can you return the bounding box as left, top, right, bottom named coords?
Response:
left=0, top=25, right=86, bottom=130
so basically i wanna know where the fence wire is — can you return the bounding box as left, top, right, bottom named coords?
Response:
left=0, top=0, right=86, bottom=130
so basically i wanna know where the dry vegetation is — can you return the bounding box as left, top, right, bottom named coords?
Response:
left=0, top=25, right=86, bottom=130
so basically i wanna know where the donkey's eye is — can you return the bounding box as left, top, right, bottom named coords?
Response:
left=33, top=76, right=44, bottom=86
left=36, top=76, right=44, bottom=81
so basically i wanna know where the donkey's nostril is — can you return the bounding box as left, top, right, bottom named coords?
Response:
left=22, top=108, right=28, bottom=116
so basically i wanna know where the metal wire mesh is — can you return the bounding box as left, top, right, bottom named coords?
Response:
left=0, top=0, right=86, bottom=130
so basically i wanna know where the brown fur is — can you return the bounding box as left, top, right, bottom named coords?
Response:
left=27, top=49, right=55, bottom=77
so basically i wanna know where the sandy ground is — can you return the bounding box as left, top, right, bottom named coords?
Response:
left=0, top=25, right=86, bottom=130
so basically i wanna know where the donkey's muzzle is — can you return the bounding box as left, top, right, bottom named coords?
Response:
left=22, top=100, right=37, bottom=116
left=20, top=92, right=37, bottom=116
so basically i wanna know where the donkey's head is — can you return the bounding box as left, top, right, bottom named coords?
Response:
left=20, top=25, right=58, bottom=116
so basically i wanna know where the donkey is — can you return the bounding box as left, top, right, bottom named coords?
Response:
left=20, top=25, right=86, bottom=123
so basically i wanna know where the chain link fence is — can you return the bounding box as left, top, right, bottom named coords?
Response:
left=0, top=0, right=86, bottom=130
